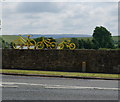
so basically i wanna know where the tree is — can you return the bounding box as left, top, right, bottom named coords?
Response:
left=93, top=26, right=114, bottom=48
left=10, top=42, right=13, bottom=49
left=2, top=39, right=5, bottom=48
left=34, top=37, right=43, bottom=43
left=85, top=39, right=94, bottom=49
left=78, top=39, right=84, bottom=49
left=71, top=38, right=79, bottom=49
left=92, top=39, right=99, bottom=49
left=79, top=39, right=94, bottom=49
left=118, top=40, right=120, bottom=48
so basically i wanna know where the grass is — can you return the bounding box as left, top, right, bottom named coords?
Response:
left=0, top=35, right=20, bottom=43
left=0, top=35, right=28, bottom=44
left=0, top=69, right=119, bottom=79
left=112, top=36, right=119, bottom=42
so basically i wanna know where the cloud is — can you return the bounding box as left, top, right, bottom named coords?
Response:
left=17, top=2, right=61, bottom=13
left=2, top=2, right=118, bottom=35
left=1, top=0, right=119, bottom=2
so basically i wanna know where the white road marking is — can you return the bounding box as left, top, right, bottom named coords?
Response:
left=0, top=84, right=18, bottom=88
left=1, top=82, right=46, bottom=86
left=89, top=80, right=118, bottom=82
left=45, top=86, right=119, bottom=90
left=1, top=82, right=119, bottom=90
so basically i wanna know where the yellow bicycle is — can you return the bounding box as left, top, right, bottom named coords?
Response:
left=58, top=40, right=76, bottom=50
left=37, top=37, right=56, bottom=49
left=12, top=35, right=36, bottom=49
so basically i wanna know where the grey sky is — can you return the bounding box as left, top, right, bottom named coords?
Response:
left=2, top=2, right=118, bottom=35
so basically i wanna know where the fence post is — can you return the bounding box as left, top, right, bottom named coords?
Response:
left=82, top=61, right=86, bottom=72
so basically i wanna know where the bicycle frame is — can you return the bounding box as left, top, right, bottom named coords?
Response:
left=18, top=35, right=34, bottom=45
left=41, top=38, right=51, bottom=48
left=18, top=36, right=26, bottom=45
left=37, top=37, right=56, bottom=49
left=12, top=35, right=36, bottom=49
left=62, top=41, right=70, bottom=48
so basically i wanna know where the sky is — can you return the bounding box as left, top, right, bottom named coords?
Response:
left=1, top=0, right=118, bottom=36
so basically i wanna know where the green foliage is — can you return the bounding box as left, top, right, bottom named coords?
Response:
left=34, top=37, right=43, bottom=43
left=10, top=42, right=13, bottom=48
left=114, top=36, right=120, bottom=48
left=2, top=39, right=5, bottom=48
left=118, top=40, right=120, bottom=48
left=78, top=39, right=94, bottom=49
left=85, top=39, right=94, bottom=49
left=70, top=38, right=95, bottom=49
left=71, top=38, right=79, bottom=49
left=93, top=26, right=114, bottom=49
left=92, top=39, right=99, bottom=49
left=1, top=39, right=10, bottom=49
left=78, top=39, right=84, bottom=49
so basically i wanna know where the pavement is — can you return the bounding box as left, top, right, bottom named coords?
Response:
left=1, top=75, right=119, bottom=100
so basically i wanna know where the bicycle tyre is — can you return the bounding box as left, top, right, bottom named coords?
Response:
left=36, top=42, right=44, bottom=49
left=12, top=40, right=22, bottom=49
left=58, top=43, right=64, bottom=50
left=50, top=42, right=56, bottom=49
left=27, top=39, right=36, bottom=49
left=69, top=43, right=76, bottom=50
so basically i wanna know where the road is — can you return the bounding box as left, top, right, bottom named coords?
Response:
left=1, top=75, right=119, bottom=100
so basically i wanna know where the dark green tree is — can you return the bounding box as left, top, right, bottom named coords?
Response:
left=92, top=39, right=99, bottom=49
left=78, top=39, right=86, bottom=49
left=2, top=39, right=5, bottom=49
left=118, top=40, right=120, bottom=48
left=34, top=37, right=43, bottom=43
left=71, top=38, right=79, bottom=49
left=10, top=42, right=13, bottom=49
left=85, top=39, right=94, bottom=49
left=93, top=26, right=114, bottom=48
left=78, top=39, right=83, bottom=49
left=5, top=42, right=9, bottom=49
left=81, top=39, right=92, bottom=49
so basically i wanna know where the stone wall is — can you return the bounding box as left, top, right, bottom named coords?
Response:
left=0, top=49, right=2, bottom=69
left=2, top=49, right=120, bottom=73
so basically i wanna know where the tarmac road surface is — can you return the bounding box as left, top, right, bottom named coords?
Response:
left=1, top=75, right=119, bottom=100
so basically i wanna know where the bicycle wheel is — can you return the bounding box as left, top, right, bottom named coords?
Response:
left=69, top=43, right=76, bottom=50
left=27, top=39, right=36, bottom=49
left=12, top=40, right=22, bottom=49
left=36, top=42, right=44, bottom=49
left=50, top=42, right=56, bottom=49
left=58, top=43, right=64, bottom=50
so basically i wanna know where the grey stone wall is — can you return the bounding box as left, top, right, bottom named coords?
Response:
left=2, top=49, right=120, bottom=73
left=0, top=49, right=2, bottom=69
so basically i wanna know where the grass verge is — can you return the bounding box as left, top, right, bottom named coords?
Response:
left=0, top=69, right=119, bottom=79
